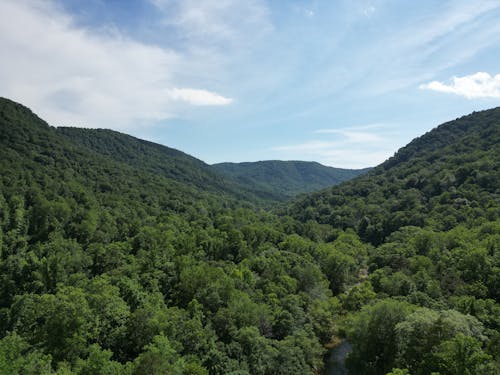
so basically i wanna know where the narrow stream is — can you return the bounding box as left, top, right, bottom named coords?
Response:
left=324, top=340, right=352, bottom=375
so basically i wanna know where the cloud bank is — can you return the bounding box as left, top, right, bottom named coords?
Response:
left=420, top=72, right=500, bottom=99
left=0, top=1, right=232, bottom=130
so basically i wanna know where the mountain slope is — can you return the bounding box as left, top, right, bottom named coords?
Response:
left=0, top=97, right=344, bottom=374
left=0, top=97, right=230, bottom=242
left=289, top=107, right=500, bottom=245
left=288, top=107, right=500, bottom=375
left=57, top=127, right=286, bottom=202
left=212, top=160, right=370, bottom=197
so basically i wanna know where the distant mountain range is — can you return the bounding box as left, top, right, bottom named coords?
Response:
left=213, top=161, right=370, bottom=198
left=56, top=123, right=368, bottom=203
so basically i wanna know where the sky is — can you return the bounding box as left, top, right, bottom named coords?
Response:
left=1, top=0, right=500, bottom=168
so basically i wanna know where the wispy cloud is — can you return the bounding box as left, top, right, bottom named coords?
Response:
left=272, top=124, right=397, bottom=168
left=272, top=139, right=392, bottom=169
left=351, top=1, right=500, bottom=95
left=150, top=0, right=271, bottom=48
left=403, top=1, right=500, bottom=48
left=0, top=1, right=233, bottom=130
left=419, top=72, right=500, bottom=99
left=169, top=88, right=233, bottom=105
left=315, top=130, right=383, bottom=143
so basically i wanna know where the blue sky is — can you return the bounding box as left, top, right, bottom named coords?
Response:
left=1, top=0, right=500, bottom=168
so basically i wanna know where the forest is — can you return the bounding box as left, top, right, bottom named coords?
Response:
left=0, top=97, right=498, bottom=374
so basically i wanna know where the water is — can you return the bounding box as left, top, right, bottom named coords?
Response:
left=324, top=340, right=352, bottom=375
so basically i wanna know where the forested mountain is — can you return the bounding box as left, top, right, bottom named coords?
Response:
left=0, top=97, right=342, bottom=374
left=0, top=98, right=498, bottom=375
left=58, top=127, right=232, bottom=192
left=289, top=109, right=500, bottom=374
left=57, top=128, right=286, bottom=203
left=213, top=160, right=370, bottom=198
left=290, top=108, right=500, bottom=245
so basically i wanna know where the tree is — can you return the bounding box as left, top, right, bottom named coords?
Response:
left=345, top=299, right=414, bottom=375
left=0, top=332, right=52, bottom=375
left=433, top=334, right=496, bottom=375
left=395, top=308, right=485, bottom=374
left=10, top=287, right=94, bottom=362
left=74, top=344, right=125, bottom=375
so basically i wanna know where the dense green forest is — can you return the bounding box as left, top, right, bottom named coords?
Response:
left=57, top=131, right=367, bottom=201
left=213, top=161, right=369, bottom=198
left=0, top=97, right=498, bottom=374
left=56, top=128, right=284, bottom=203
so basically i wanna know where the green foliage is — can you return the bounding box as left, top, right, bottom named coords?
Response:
left=0, top=98, right=499, bottom=374
left=395, top=308, right=485, bottom=374
left=74, top=344, right=126, bottom=375
left=433, top=334, right=496, bottom=375
left=386, top=369, right=411, bottom=375
left=345, top=299, right=415, bottom=375
left=0, top=332, right=52, bottom=374
left=289, top=108, right=500, bottom=245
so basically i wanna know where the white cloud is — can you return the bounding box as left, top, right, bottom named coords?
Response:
left=150, top=0, right=271, bottom=48
left=419, top=72, right=500, bottom=99
left=168, top=88, right=233, bottom=105
left=272, top=140, right=392, bottom=169
left=352, top=1, right=500, bottom=96
left=0, top=0, right=232, bottom=130
left=272, top=125, right=396, bottom=168
left=313, top=129, right=383, bottom=143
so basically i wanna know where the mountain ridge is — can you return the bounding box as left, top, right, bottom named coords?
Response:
left=213, top=160, right=370, bottom=198
left=0, top=97, right=370, bottom=203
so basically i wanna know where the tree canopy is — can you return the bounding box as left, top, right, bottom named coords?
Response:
left=0, top=98, right=498, bottom=374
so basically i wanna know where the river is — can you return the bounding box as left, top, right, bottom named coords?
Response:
left=324, top=340, right=352, bottom=375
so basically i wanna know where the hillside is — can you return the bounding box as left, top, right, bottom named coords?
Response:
left=0, top=97, right=349, bottom=374
left=290, top=108, right=500, bottom=245
left=58, top=127, right=228, bottom=190
left=288, top=108, right=500, bottom=374
left=57, top=129, right=367, bottom=202
left=0, top=98, right=498, bottom=375
left=0, top=97, right=239, bottom=242
left=57, top=128, right=286, bottom=203
left=213, top=160, right=370, bottom=197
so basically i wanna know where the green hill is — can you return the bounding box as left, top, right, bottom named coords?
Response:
left=57, top=129, right=367, bottom=201
left=213, top=160, right=370, bottom=198
left=0, top=97, right=236, bottom=242
left=288, top=108, right=500, bottom=374
left=289, top=107, right=500, bottom=245
left=56, top=127, right=287, bottom=202
left=58, top=127, right=229, bottom=190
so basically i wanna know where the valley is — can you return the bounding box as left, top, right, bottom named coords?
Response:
left=0, top=98, right=498, bottom=374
